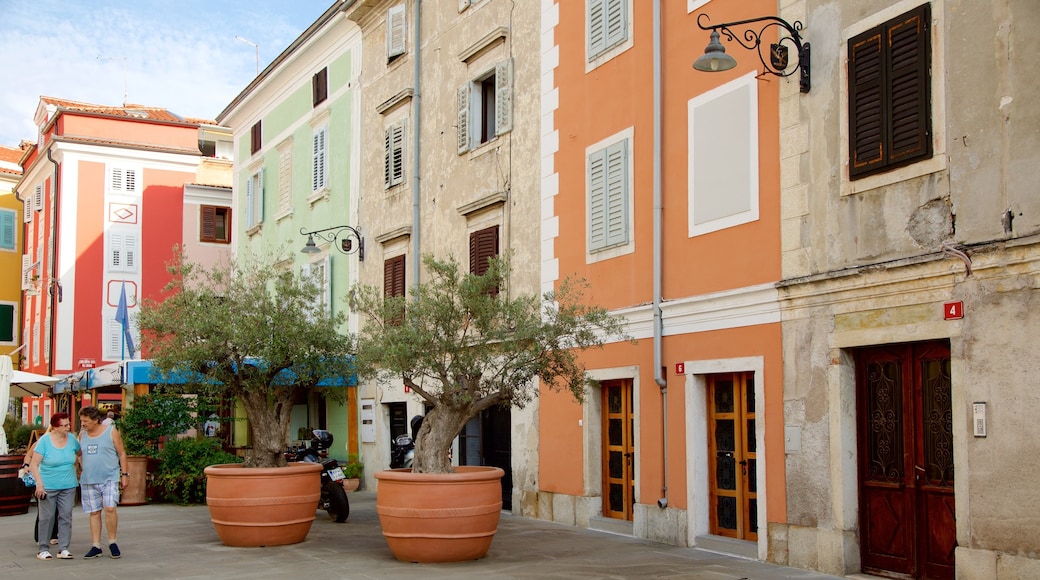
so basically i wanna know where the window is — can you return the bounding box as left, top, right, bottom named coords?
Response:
left=108, top=168, right=138, bottom=194
left=387, top=4, right=407, bottom=60
left=106, top=318, right=136, bottom=360
left=313, top=67, right=328, bottom=107
left=302, top=256, right=332, bottom=313
left=107, top=230, right=138, bottom=272
left=200, top=206, right=231, bottom=243
left=0, top=209, right=15, bottom=250
left=250, top=121, right=262, bottom=155
left=469, top=225, right=500, bottom=296
left=457, top=60, right=513, bottom=154
left=0, top=303, right=14, bottom=343
left=848, top=3, right=931, bottom=179
left=313, top=125, right=328, bottom=193
left=21, top=255, right=31, bottom=290
left=34, top=184, right=43, bottom=211
left=383, top=255, right=406, bottom=324
left=278, top=145, right=292, bottom=212
left=246, top=169, right=264, bottom=229
left=588, top=138, right=629, bottom=252
left=588, top=0, right=628, bottom=60
left=688, top=72, right=759, bottom=237
left=384, top=121, right=406, bottom=188
left=23, top=195, right=31, bottom=223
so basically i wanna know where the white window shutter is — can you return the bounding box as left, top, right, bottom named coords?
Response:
left=107, top=319, right=122, bottom=359
left=110, top=232, right=123, bottom=269
left=111, top=168, right=124, bottom=192
left=384, top=129, right=392, bottom=188
left=457, top=84, right=470, bottom=154
left=604, top=140, right=628, bottom=246
left=124, top=169, right=137, bottom=193
left=604, top=0, right=627, bottom=50
left=495, top=59, right=513, bottom=136
left=385, top=122, right=406, bottom=187
left=387, top=5, right=407, bottom=59
left=246, top=173, right=255, bottom=227
left=588, top=0, right=606, bottom=57
left=322, top=255, right=332, bottom=310
left=123, top=233, right=138, bottom=271
left=24, top=196, right=31, bottom=222
left=278, top=148, right=292, bottom=211
left=588, top=149, right=607, bottom=250
left=34, top=185, right=43, bottom=211
left=256, top=170, right=264, bottom=224
left=21, top=255, right=32, bottom=290
left=313, top=126, right=328, bottom=192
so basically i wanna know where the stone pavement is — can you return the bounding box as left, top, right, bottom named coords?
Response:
left=0, top=492, right=844, bottom=579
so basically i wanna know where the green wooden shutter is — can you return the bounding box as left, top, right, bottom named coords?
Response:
left=0, top=210, right=15, bottom=250
left=604, top=140, right=628, bottom=247
left=589, top=148, right=608, bottom=251
left=588, top=0, right=606, bottom=57
left=495, top=59, right=513, bottom=136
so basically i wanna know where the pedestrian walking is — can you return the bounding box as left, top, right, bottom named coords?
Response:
left=24, top=425, right=60, bottom=545
left=78, top=405, right=129, bottom=559
left=27, top=412, right=80, bottom=560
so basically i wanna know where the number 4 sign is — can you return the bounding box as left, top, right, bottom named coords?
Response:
left=944, top=301, right=964, bottom=320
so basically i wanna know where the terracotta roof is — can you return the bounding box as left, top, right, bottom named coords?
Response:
left=54, top=135, right=201, bottom=156
left=40, top=96, right=204, bottom=124
left=0, top=145, right=22, bottom=175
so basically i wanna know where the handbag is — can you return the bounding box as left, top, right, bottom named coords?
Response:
left=19, top=467, right=35, bottom=488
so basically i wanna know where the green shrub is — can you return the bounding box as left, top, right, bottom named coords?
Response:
left=11, top=424, right=37, bottom=449
left=3, top=414, right=18, bottom=446
left=155, top=437, right=241, bottom=505
left=341, top=454, right=364, bottom=479
left=117, top=394, right=194, bottom=458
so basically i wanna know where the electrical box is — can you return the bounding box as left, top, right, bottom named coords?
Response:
left=973, top=402, right=987, bottom=437
left=361, top=398, right=376, bottom=443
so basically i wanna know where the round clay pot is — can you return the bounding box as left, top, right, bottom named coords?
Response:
left=375, top=466, right=504, bottom=563
left=341, top=478, right=360, bottom=492
left=205, top=462, right=321, bottom=547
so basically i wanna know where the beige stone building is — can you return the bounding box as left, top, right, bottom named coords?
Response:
left=343, top=0, right=540, bottom=512
left=777, top=0, right=1040, bottom=578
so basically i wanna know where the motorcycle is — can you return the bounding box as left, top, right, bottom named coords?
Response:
left=389, top=415, right=424, bottom=469
left=286, top=429, right=350, bottom=523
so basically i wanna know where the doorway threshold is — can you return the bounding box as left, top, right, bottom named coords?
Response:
left=589, top=515, right=633, bottom=537
left=693, top=534, right=757, bottom=560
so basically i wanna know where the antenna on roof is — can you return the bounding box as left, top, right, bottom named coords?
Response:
left=97, top=55, right=129, bottom=106
left=235, top=36, right=259, bottom=76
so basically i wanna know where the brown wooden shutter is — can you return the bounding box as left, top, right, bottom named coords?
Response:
left=313, top=68, right=328, bottom=107
left=384, top=255, right=406, bottom=297
left=887, top=4, right=931, bottom=165
left=250, top=121, right=262, bottom=154
left=201, top=206, right=216, bottom=242
left=849, top=31, right=884, bottom=176
left=469, top=225, right=499, bottom=296
left=848, top=3, right=930, bottom=179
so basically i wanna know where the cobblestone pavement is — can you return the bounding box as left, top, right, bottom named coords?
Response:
left=0, top=491, right=845, bottom=579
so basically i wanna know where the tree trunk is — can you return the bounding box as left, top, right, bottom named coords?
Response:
left=239, top=390, right=291, bottom=468
left=412, top=405, right=474, bottom=474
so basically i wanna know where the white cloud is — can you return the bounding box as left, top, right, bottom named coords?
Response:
left=0, top=0, right=334, bottom=146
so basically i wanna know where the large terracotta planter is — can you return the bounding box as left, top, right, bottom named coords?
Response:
left=205, top=462, right=321, bottom=547
left=375, top=466, right=504, bottom=563
left=119, top=455, right=150, bottom=506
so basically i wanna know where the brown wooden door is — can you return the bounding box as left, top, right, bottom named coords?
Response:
left=857, top=341, right=956, bottom=579
left=707, top=373, right=757, bottom=541
left=602, top=380, right=634, bottom=520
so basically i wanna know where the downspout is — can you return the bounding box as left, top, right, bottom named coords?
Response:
left=652, top=0, right=668, bottom=509
left=410, top=0, right=422, bottom=296
left=45, top=147, right=60, bottom=377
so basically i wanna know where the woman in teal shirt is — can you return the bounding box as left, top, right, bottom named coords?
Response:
left=28, top=412, right=80, bottom=560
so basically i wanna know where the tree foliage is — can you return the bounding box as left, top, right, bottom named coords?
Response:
left=136, top=249, right=355, bottom=468
left=117, top=393, right=195, bottom=457
left=352, top=254, right=630, bottom=474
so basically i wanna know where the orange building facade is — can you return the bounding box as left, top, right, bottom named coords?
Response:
left=537, top=0, right=785, bottom=558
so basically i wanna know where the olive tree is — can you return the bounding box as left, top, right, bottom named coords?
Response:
left=137, top=250, right=355, bottom=468
left=352, top=254, right=629, bottom=474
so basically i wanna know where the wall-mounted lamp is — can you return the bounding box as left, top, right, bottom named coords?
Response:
left=299, top=225, right=365, bottom=261
left=693, top=13, right=811, bottom=93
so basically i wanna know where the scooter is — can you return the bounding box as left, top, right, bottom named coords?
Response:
left=287, top=430, right=350, bottom=523
left=389, top=415, right=424, bottom=469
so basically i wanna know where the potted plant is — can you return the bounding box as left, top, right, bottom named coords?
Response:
left=154, top=436, right=241, bottom=504
left=340, top=454, right=363, bottom=492
left=116, top=393, right=194, bottom=505
left=137, top=250, right=355, bottom=547
left=352, top=255, right=628, bottom=562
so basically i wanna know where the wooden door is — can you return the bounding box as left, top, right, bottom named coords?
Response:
left=459, top=407, right=513, bottom=510
left=707, top=373, right=757, bottom=540
left=602, top=380, right=634, bottom=520
left=857, top=341, right=955, bottom=579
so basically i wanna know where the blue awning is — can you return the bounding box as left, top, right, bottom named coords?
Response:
left=126, top=359, right=356, bottom=387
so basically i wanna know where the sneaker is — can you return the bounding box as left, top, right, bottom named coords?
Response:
left=37, top=551, right=54, bottom=560
left=56, top=550, right=74, bottom=559
left=84, top=546, right=103, bottom=559
left=108, top=543, right=121, bottom=559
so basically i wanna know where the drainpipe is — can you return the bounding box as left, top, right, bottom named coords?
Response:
left=45, top=147, right=60, bottom=378
left=652, top=0, right=668, bottom=509
left=410, top=0, right=422, bottom=296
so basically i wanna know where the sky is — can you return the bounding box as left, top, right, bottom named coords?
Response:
left=0, top=0, right=337, bottom=147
